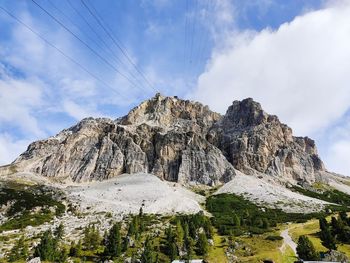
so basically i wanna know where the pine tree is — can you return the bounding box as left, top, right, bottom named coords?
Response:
left=169, top=242, right=177, bottom=261
left=232, top=213, right=240, bottom=227
left=262, top=218, right=270, bottom=229
left=128, top=215, right=141, bottom=238
left=319, top=217, right=328, bottom=231
left=7, top=236, right=28, bottom=262
left=69, top=240, right=82, bottom=257
left=57, top=247, right=68, bottom=263
left=176, top=219, right=184, bottom=248
left=104, top=223, right=122, bottom=258
left=54, top=223, right=64, bottom=240
left=339, top=211, right=348, bottom=225
left=165, top=226, right=177, bottom=260
left=320, top=226, right=337, bottom=250
left=83, top=224, right=101, bottom=251
left=76, top=239, right=83, bottom=256
left=296, top=235, right=319, bottom=260
left=197, top=232, right=209, bottom=255
left=141, top=237, right=153, bottom=263
left=34, top=230, right=56, bottom=261
left=203, top=219, right=214, bottom=239
left=184, top=236, right=194, bottom=262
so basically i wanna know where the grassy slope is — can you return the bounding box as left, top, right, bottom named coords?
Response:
left=288, top=216, right=350, bottom=256
left=206, top=232, right=228, bottom=263
left=206, top=228, right=296, bottom=263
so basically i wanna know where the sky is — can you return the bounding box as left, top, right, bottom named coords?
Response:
left=0, top=0, right=349, bottom=176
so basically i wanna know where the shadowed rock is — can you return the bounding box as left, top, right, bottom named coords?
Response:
left=9, top=94, right=327, bottom=185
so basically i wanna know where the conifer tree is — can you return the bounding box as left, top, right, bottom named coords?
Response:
left=141, top=236, right=153, bottom=263
left=83, top=223, right=101, bottom=251
left=296, top=235, right=319, bottom=260
left=54, top=223, right=64, bottom=240
left=165, top=226, right=177, bottom=260
left=169, top=242, right=177, bottom=261
left=262, top=218, right=270, bottom=229
left=197, top=232, right=209, bottom=255
left=69, top=240, right=82, bottom=257
left=104, top=223, right=122, bottom=258
left=34, top=230, right=56, bottom=261
left=176, top=219, right=184, bottom=248
left=8, top=236, right=28, bottom=262
left=319, top=217, right=328, bottom=231
left=203, top=219, right=214, bottom=239
left=320, top=226, right=337, bottom=250
left=184, top=236, right=194, bottom=262
left=232, top=213, right=240, bottom=227
left=57, top=247, right=68, bottom=263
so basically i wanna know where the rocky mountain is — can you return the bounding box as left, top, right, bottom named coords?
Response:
left=6, top=93, right=329, bottom=185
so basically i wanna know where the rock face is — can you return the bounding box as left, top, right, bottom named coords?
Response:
left=208, top=98, right=325, bottom=182
left=9, top=94, right=327, bottom=185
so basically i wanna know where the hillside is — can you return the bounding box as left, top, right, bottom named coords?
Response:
left=1, top=94, right=350, bottom=262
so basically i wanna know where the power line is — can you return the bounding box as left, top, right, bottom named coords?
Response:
left=196, top=0, right=217, bottom=72
left=0, top=5, right=127, bottom=100
left=80, top=0, right=156, bottom=92
left=30, top=0, right=145, bottom=92
left=183, top=0, right=189, bottom=68
left=193, top=0, right=210, bottom=69
left=65, top=0, right=148, bottom=91
left=189, top=0, right=198, bottom=66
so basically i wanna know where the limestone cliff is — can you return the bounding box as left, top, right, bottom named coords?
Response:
left=7, top=94, right=327, bottom=185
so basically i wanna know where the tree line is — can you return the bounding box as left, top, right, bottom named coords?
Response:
left=296, top=211, right=350, bottom=261
left=6, top=209, right=214, bottom=262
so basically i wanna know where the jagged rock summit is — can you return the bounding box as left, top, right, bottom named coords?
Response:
left=5, top=94, right=328, bottom=185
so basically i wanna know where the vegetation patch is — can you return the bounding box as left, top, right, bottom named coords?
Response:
left=0, top=182, right=65, bottom=232
left=291, top=185, right=350, bottom=207
left=206, top=193, right=338, bottom=235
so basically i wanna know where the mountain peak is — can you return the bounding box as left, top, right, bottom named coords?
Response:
left=7, top=95, right=328, bottom=185
left=222, top=98, right=278, bottom=129
left=120, top=94, right=221, bottom=132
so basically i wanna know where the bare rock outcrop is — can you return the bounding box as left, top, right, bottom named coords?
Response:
left=12, top=94, right=235, bottom=185
left=7, top=94, right=328, bottom=185
left=208, top=98, right=326, bottom=182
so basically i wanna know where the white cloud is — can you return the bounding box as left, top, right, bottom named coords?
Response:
left=0, top=76, right=44, bottom=137
left=62, top=100, right=101, bottom=121
left=326, top=140, right=350, bottom=176
left=191, top=1, right=350, bottom=136
left=0, top=133, right=31, bottom=165
left=320, top=114, right=350, bottom=176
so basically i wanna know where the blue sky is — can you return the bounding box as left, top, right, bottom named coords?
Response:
left=1, top=0, right=350, bottom=176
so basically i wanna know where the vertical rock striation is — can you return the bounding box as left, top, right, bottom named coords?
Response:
left=8, top=94, right=327, bottom=185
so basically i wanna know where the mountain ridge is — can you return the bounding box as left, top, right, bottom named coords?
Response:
left=1, top=93, right=332, bottom=185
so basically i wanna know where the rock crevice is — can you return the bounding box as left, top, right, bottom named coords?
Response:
left=10, top=94, right=326, bottom=185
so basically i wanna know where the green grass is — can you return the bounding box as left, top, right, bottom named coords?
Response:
left=0, top=182, right=65, bottom=232
left=235, top=230, right=284, bottom=262
left=282, top=245, right=297, bottom=263
left=206, top=193, right=332, bottom=235
left=0, top=184, right=65, bottom=217
left=291, top=185, right=350, bottom=207
left=288, top=216, right=350, bottom=257
left=0, top=211, right=54, bottom=232
left=206, top=232, right=228, bottom=263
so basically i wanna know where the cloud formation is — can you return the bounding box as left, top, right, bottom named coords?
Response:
left=191, top=1, right=350, bottom=175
